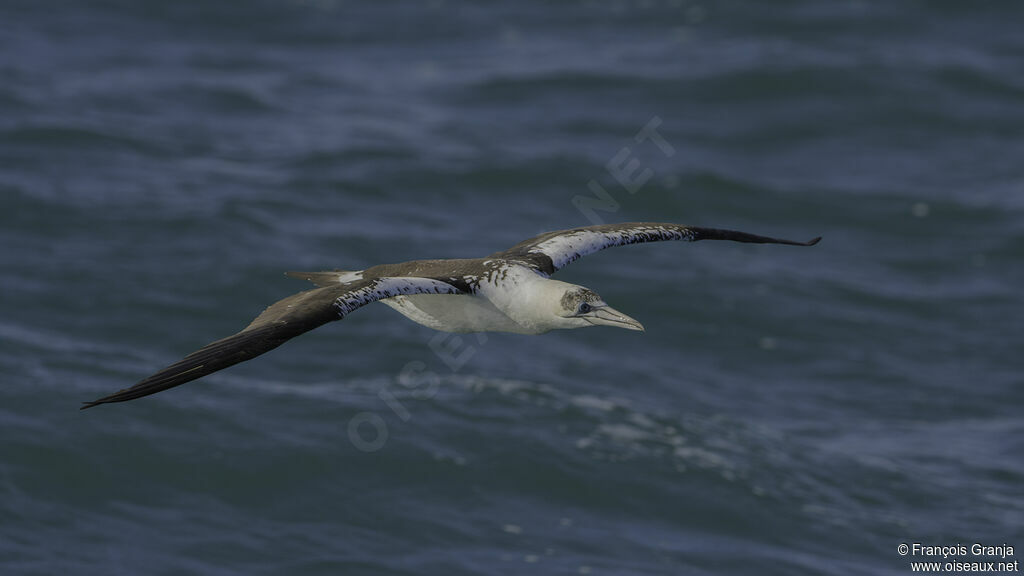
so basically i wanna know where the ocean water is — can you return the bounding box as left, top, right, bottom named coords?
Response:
left=2, top=1, right=1023, bottom=574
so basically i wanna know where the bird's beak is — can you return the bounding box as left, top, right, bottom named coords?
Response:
left=584, top=305, right=645, bottom=331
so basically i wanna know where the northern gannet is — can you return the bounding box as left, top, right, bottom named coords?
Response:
left=82, top=222, right=819, bottom=408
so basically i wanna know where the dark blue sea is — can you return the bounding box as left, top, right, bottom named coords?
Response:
left=2, top=1, right=1022, bottom=574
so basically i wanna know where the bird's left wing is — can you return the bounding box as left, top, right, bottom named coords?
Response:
left=81, top=277, right=464, bottom=409
left=492, top=222, right=820, bottom=275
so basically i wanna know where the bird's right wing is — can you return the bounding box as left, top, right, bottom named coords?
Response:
left=81, top=277, right=465, bottom=409
left=492, top=222, right=820, bottom=275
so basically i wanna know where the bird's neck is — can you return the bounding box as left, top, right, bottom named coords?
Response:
left=486, top=271, right=573, bottom=334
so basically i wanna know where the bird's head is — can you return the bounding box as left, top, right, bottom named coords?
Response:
left=551, top=284, right=645, bottom=332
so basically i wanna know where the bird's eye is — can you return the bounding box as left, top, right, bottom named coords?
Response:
left=577, top=302, right=592, bottom=314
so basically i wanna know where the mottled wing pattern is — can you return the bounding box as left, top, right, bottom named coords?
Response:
left=332, top=277, right=465, bottom=315
left=493, top=222, right=820, bottom=275
left=82, top=277, right=465, bottom=408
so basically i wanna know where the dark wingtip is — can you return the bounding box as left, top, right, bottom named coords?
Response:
left=805, top=236, right=822, bottom=246
left=80, top=400, right=102, bottom=410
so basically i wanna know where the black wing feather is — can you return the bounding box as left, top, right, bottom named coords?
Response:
left=80, top=284, right=351, bottom=409
left=82, top=277, right=464, bottom=409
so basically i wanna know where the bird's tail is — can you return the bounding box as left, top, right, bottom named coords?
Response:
left=285, top=270, right=363, bottom=287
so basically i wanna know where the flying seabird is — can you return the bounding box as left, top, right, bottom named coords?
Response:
left=82, top=222, right=820, bottom=409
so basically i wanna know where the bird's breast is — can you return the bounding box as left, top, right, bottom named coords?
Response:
left=379, top=293, right=538, bottom=334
